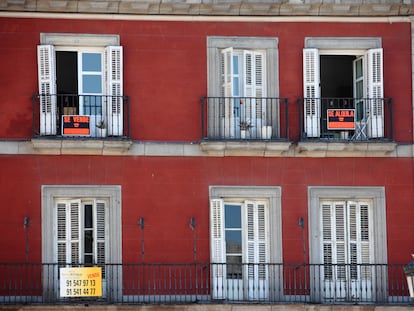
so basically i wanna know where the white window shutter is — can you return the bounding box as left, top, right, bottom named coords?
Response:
left=210, top=199, right=226, bottom=299
left=105, top=46, right=123, bottom=136
left=37, top=45, right=57, bottom=135
left=57, top=202, right=68, bottom=265
left=245, top=201, right=269, bottom=300
left=254, top=52, right=266, bottom=120
left=56, top=200, right=81, bottom=266
left=69, top=200, right=81, bottom=265
left=221, top=48, right=234, bottom=137
left=95, top=201, right=106, bottom=267
left=367, top=48, right=384, bottom=138
left=303, top=48, right=320, bottom=137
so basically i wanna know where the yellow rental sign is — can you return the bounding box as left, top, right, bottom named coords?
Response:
left=60, top=267, right=102, bottom=297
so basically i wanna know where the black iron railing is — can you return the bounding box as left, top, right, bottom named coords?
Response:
left=200, top=97, right=289, bottom=141
left=0, top=262, right=410, bottom=305
left=298, top=97, right=393, bottom=142
left=32, top=94, right=130, bottom=139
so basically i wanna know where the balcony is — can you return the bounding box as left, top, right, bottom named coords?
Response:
left=32, top=94, right=130, bottom=139
left=0, top=262, right=410, bottom=305
left=200, top=97, right=289, bottom=142
left=298, top=97, right=393, bottom=142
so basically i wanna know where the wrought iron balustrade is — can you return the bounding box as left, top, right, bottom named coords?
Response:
left=298, top=97, right=393, bottom=142
left=0, top=262, right=410, bottom=305
left=32, top=94, right=130, bottom=139
left=200, top=97, right=289, bottom=141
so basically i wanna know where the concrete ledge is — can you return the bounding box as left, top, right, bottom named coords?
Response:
left=31, top=138, right=132, bottom=155
left=296, top=142, right=398, bottom=157
left=0, top=140, right=410, bottom=157
left=200, top=141, right=292, bottom=157
left=1, top=0, right=414, bottom=17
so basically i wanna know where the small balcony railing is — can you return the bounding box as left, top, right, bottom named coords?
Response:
left=0, top=262, right=410, bottom=305
left=298, top=97, right=393, bottom=142
left=200, top=97, right=289, bottom=141
left=32, top=94, right=130, bottom=139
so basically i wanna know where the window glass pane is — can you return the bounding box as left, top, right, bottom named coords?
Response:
left=233, top=55, right=238, bottom=75
left=83, top=96, right=102, bottom=115
left=84, top=204, right=93, bottom=228
left=355, top=59, right=363, bottom=79
left=225, top=204, right=241, bottom=228
left=83, top=75, right=102, bottom=94
left=225, top=230, right=241, bottom=254
left=84, top=230, right=93, bottom=253
left=82, top=53, right=101, bottom=72
left=226, top=255, right=242, bottom=279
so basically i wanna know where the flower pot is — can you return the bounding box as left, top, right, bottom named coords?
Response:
left=96, top=128, right=107, bottom=138
left=241, top=130, right=247, bottom=139
left=261, top=126, right=272, bottom=139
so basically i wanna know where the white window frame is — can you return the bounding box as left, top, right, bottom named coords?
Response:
left=207, top=37, right=279, bottom=138
left=308, top=186, right=388, bottom=302
left=209, top=186, right=283, bottom=301
left=37, top=33, right=123, bottom=137
left=41, top=185, right=122, bottom=302
left=303, top=37, right=384, bottom=139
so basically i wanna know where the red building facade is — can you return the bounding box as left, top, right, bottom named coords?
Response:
left=0, top=1, right=413, bottom=305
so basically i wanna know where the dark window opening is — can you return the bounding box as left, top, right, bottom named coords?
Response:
left=56, top=51, right=79, bottom=133
left=320, top=55, right=356, bottom=137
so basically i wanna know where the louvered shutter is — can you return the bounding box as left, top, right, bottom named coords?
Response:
left=210, top=199, right=226, bottom=299
left=95, top=201, right=106, bottom=278
left=57, top=202, right=68, bottom=266
left=245, top=201, right=269, bottom=299
left=221, top=48, right=234, bottom=138
left=37, top=45, right=57, bottom=135
left=70, top=201, right=81, bottom=265
left=367, top=48, right=384, bottom=138
left=303, top=48, right=320, bottom=137
left=56, top=200, right=81, bottom=266
left=321, top=202, right=346, bottom=279
left=105, top=46, right=123, bottom=136
left=243, top=51, right=266, bottom=132
left=347, top=201, right=372, bottom=280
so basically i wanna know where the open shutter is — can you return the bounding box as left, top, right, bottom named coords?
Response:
left=95, top=201, right=106, bottom=279
left=303, top=48, right=320, bottom=137
left=245, top=201, right=269, bottom=300
left=221, top=48, right=234, bottom=138
left=37, top=45, right=57, bottom=135
left=243, top=51, right=266, bottom=132
left=105, top=46, right=123, bottom=136
left=367, top=48, right=384, bottom=138
left=210, top=199, right=226, bottom=299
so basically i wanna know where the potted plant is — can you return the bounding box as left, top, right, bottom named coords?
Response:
left=96, top=120, right=107, bottom=138
left=240, top=121, right=253, bottom=139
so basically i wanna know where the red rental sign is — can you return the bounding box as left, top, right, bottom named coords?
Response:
left=327, top=109, right=355, bottom=130
left=62, top=115, right=90, bottom=136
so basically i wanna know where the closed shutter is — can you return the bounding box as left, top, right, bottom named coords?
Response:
left=37, top=45, right=57, bottom=135
left=56, top=200, right=81, bottom=266
left=105, top=46, right=123, bottom=136
left=367, top=48, right=384, bottom=138
left=57, top=203, right=67, bottom=266
left=245, top=201, right=269, bottom=299
left=303, top=48, right=320, bottom=137
left=210, top=199, right=226, bottom=299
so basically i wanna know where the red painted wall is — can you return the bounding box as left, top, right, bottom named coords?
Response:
left=0, top=155, right=413, bottom=264
left=0, top=18, right=412, bottom=142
